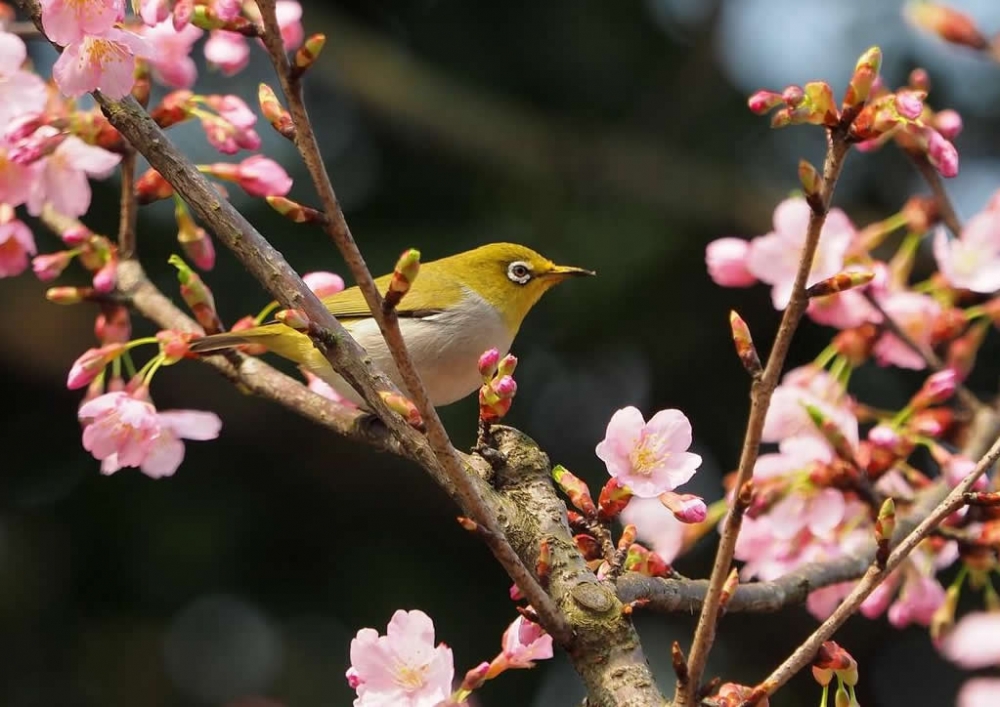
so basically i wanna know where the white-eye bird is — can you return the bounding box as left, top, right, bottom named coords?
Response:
left=189, top=242, right=594, bottom=407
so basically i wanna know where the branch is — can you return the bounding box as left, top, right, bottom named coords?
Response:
left=909, top=152, right=964, bottom=237
left=742, top=425, right=1000, bottom=705
left=252, top=0, right=569, bottom=643
left=117, top=148, right=138, bottom=259
left=676, top=130, right=852, bottom=706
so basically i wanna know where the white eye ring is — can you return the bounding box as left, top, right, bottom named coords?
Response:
left=507, top=261, right=532, bottom=285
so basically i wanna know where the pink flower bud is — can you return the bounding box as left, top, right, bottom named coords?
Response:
left=659, top=491, right=707, bottom=523
left=911, top=368, right=959, bottom=410
left=205, top=94, right=257, bottom=130
left=67, top=344, right=126, bottom=389
left=497, top=353, right=517, bottom=377
left=32, top=251, right=74, bottom=281
left=705, top=237, right=755, bottom=287
left=933, top=109, right=963, bottom=140
left=492, top=375, right=517, bottom=399
left=156, top=329, right=194, bottom=363
left=4, top=113, right=44, bottom=143
left=478, top=348, right=500, bottom=379
left=92, top=259, right=117, bottom=293
left=909, top=67, right=930, bottom=91
left=747, top=90, right=783, bottom=114
left=179, top=228, right=216, bottom=271
left=894, top=90, right=925, bottom=120
left=236, top=155, right=292, bottom=197
left=781, top=85, right=804, bottom=106
left=868, top=424, right=901, bottom=449
left=302, top=271, right=345, bottom=299
left=927, top=129, right=959, bottom=178
left=61, top=225, right=92, bottom=246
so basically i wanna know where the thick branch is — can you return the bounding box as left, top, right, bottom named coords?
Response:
left=253, top=0, right=569, bottom=643
left=677, top=132, right=852, bottom=706
left=485, top=428, right=667, bottom=707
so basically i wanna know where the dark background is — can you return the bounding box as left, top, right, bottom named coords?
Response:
left=3, top=0, right=1000, bottom=705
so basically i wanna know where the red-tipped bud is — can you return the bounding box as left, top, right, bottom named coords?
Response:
left=378, top=391, right=424, bottom=430
left=258, top=83, right=296, bottom=140
left=910, top=368, right=959, bottom=410
left=478, top=348, right=500, bottom=380
left=747, top=90, right=784, bottom=114
left=275, top=307, right=310, bottom=331
left=574, top=533, right=602, bottom=561
left=150, top=89, right=195, bottom=129
left=61, top=224, right=93, bottom=247
left=265, top=195, right=328, bottom=224
left=32, top=250, right=74, bottom=281
left=894, top=89, right=926, bottom=120
left=719, top=568, right=740, bottom=613
left=933, top=108, right=963, bottom=141
left=493, top=375, right=517, bottom=399
left=874, top=497, right=896, bottom=568
left=843, top=46, right=882, bottom=111
left=136, top=168, right=175, bottom=204
left=906, top=2, right=988, bottom=50
left=175, top=200, right=214, bottom=270
left=384, top=248, right=420, bottom=310
left=536, top=537, right=552, bottom=586
left=156, top=329, right=195, bottom=364
left=598, top=477, right=633, bottom=522
left=926, top=128, right=959, bottom=178
left=168, top=254, right=222, bottom=333
left=908, top=67, right=931, bottom=91
left=66, top=343, right=126, bottom=389
left=293, top=33, right=325, bottom=75
left=803, top=81, right=838, bottom=126
left=617, top=523, right=637, bottom=553
left=497, top=353, right=518, bottom=378
left=659, top=491, right=707, bottom=523
left=46, top=286, right=94, bottom=304
left=781, top=85, right=804, bottom=106
left=798, top=159, right=823, bottom=200
left=623, top=543, right=670, bottom=578
left=729, top=310, right=762, bottom=377
left=92, top=258, right=118, bottom=294
left=551, top=464, right=597, bottom=517
left=805, top=270, right=875, bottom=298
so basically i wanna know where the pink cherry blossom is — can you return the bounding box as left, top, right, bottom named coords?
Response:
left=347, top=609, right=454, bottom=707
left=956, top=680, right=1000, bottom=707
left=769, top=487, right=846, bottom=541
left=138, top=0, right=171, bottom=25
left=127, top=408, right=222, bottom=478
left=53, top=29, right=153, bottom=100
left=705, top=237, right=756, bottom=287
left=486, top=615, right=553, bottom=678
left=141, top=20, right=202, bottom=88
left=943, top=612, right=1000, bottom=669
left=872, top=292, right=941, bottom=370
left=886, top=572, right=945, bottom=628
left=26, top=130, right=121, bottom=217
left=621, top=497, right=685, bottom=564
left=40, top=0, right=123, bottom=46
left=204, top=30, right=249, bottom=75
left=595, top=406, right=702, bottom=498
left=236, top=155, right=292, bottom=197
left=301, top=368, right=355, bottom=407
left=276, top=0, right=304, bottom=50
left=207, top=94, right=257, bottom=130
left=303, top=271, right=345, bottom=299
left=0, top=214, right=36, bottom=277
left=0, top=143, right=37, bottom=207
left=761, top=365, right=858, bottom=451
left=0, top=32, right=48, bottom=130
left=746, top=197, right=855, bottom=310
left=933, top=210, right=1000, bottom=293
left=79, top=391, right=160, bottom=469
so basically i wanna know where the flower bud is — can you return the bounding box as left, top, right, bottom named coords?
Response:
left=623, top=543, right=670, bottom=577
left=175, top=200, right=215, bottom=270
left=92, top=258, right=117, bottom=293
left=574, top=533, right=602, bottom=561
left=805, top=270, right=875, bottom=298
left=168, top=254, right=222, bottom=333
left=136, top=168, right=175, bottom=203
left=598, top=477, right=633, bottom=522
left=910, top=368, right=959, bottom=410
left=659, top=491, right=708, bottom=523
left=747, top=90, right=784, bottom=115
left=258, top=83, right=296, bottom=140
left=551, top=465, right=597, bottom=516
left=32, top=251, right=74, bottom=281
left=384, top=248, right=420, bottom=310
left=275, top=307, right=310, bottom=331
left=843, top=46, right=882, bottom=111
left=933, top=109, right=963, bottom=140
left=536, top=537, right=552, bottom=586
left=293, top=33, right=325, bottom=74
left=46, top=286, right=94, bottom=304
left=497, top=353, right=517, bottom=378
left=67, top=344, right=126, bottom=389
left=493, top=375, right=517, bottom=399
left=926, top=128, right=959, bottom=178
left=874, top=497, right=896, bottom=568
left=798, top=159, right=823, bottom=200
left=616, top=524, right=638, bottom=553
left=894, top=89, right=925, bottom=120
left=156, top=329, right=195, bottom=364
left=302, top=271, right=345, bottom=299
left=478, top=348, right=500, bottom=380
left=729, top=310, right=762, bottom=377
left=229, top=315, right=269, bottom=355
left=906, top=2, right=988, bottom=50
left=265, top=195, right=328, bottom=224
left=378, top=391, right=424, bottom=430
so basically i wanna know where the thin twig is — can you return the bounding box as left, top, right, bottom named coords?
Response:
left=863, top=291, right=982, bottom=412
left=909, top=152, right=964, bottom=237
left=252, top=0, right=570, bottom=644
left=676, top=131, right=852, bottom=706
left=741, top=429, right=1000, bottom=706
left=117, top=149, right=138, bottom=259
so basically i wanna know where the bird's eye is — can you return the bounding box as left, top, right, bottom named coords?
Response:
left=507, top=261, right=532, bottom=285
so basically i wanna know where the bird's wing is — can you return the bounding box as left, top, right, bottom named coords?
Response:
left=320, top=273, right=445, bottom=320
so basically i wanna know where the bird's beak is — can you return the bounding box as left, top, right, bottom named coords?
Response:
left=546, top=264, right=596, bottom=279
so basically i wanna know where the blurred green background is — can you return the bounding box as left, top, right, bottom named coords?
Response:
left=4, top=0, right=1000, bottom=705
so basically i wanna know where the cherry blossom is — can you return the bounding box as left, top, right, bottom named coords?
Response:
left=52, top=29, right=153, bottom=100
left=621, top=497, right=686, bottom=564
left=746, top=197, right=856, bottom=310
left=141, top=20, right=203, bottom=88
left=485, top=616, right=553, bottom=678
left=942, top=613, right=1000, bottom=707
left=303, top=270, right=345, bottom=298
left=40, top=0, right=124, bottom=46
left=205, top=30, right=250, bottom=75
left=347, top=609, right=454, bottom=707
left=0, top=32, right=48, bottom=130
left=0, top=214, right=36, bottom=278
left=761, top=365, right=858, bottom=451
left=705, top=237, right=756, bottom=287
left=26, top=130, right=122, bottom=218
left=595, top=406, right=703, bottom=498
left=933, top=209, right=1000, bottom=293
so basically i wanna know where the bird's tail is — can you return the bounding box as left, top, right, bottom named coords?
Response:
left=189, top=323, right=316, bottom=365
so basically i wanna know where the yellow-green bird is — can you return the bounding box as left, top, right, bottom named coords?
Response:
left=190, top=243, right=594, bottom=407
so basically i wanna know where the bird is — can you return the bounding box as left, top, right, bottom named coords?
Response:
left=189, top=242, right=594, bottom=407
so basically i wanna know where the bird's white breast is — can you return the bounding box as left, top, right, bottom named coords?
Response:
left=311, top=288, right=513, bottom=408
